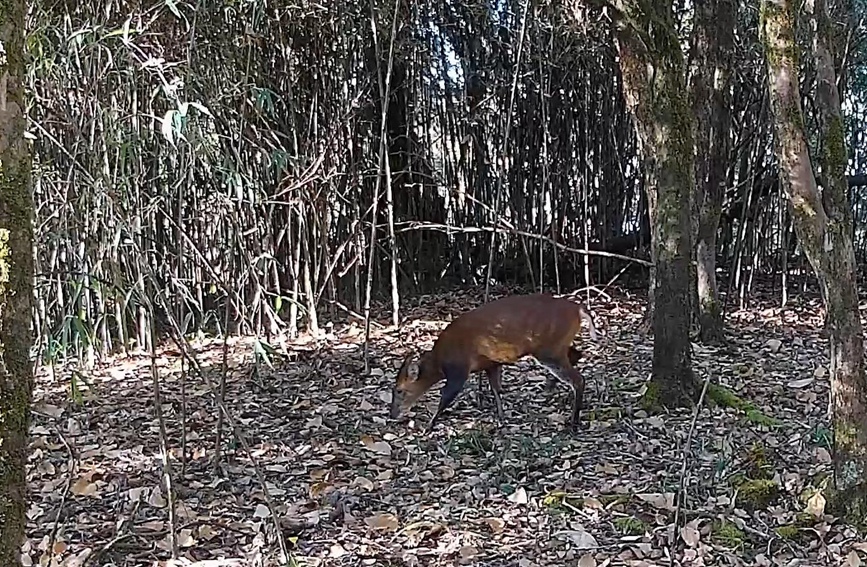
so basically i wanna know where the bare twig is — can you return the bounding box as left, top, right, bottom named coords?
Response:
left=364, top=0, right=402, bottom=371
left=485, top=0, right=532, bottom=302
left=213, top=289, right=232, bottom=474
left=81, top=534, right=136, bottom=567
left=147, top=292, right=178, bottom=559
left=46, top=428, right=76, bottom=560
left=670, top=372, right=712, bottom=565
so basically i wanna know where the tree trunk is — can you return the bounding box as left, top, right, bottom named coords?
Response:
left=761, top=0, right=867, bottom=522
left=612, top=0, right=698, bottom=407
left=0, top=0, right=36, bottom=560
left=690, top=0, right=736, bottom=345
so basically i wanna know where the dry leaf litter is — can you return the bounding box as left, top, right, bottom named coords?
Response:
left=22, top=286, right=866, bottom=566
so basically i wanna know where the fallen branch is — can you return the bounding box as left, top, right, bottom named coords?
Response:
left=394, top=221, right=653, bottom=266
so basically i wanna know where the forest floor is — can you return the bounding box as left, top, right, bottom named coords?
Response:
left=23, top=284, right=865, bottom=567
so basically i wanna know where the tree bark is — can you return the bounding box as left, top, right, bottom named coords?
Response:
left=761, top=0, right=867, bottom=523
left=612, top=0, right=697, bottom=407
left=0, top=0, right=35, bottom=559
left=690, top=0, right=735, bottom=345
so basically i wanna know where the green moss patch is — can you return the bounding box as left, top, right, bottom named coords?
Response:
left=775, top=513, right=816, bottom=542
left=640, top=380, right=664, bottom=413
left=737, top=479, right=781, bottom=511
left=825, top=484, right=867, bottom=530
left=775, top=524, right=800, bottom=540
left=707, top=384, right=780, bottom=427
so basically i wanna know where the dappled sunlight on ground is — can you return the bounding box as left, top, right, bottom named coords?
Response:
left=23, top=286, right=864, bottom=566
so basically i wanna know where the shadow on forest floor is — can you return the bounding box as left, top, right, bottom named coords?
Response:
left=24, top=285, right=858, bottom=567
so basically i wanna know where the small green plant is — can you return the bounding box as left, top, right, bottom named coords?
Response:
left=597, top=493, right=631, bottom=507
left=744, top=442, right=775, bottom=480
left=448, top=427, right=493, bottom=457
left=810, top=425, right=832, bottom=450
left=614, top=516, right=647, bottom=535
left=585, top=407, right=625, bottom=421
left=253, top=337, right=279, bottom=369
left=69, top=369, right=95, bottom=405
left=542, top=490, right=584, bottom=514
left=712, top=519, right=745, bottom=548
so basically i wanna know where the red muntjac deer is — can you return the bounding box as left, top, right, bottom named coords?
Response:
left=389, top=293, right=599, bottom=432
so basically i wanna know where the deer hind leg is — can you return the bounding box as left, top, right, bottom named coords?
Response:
left=568, top=346, right=584, bottom=365
left=485, top=365, right=505, bottom=424
left=545, top=346, right=583, bottom=392
left=475, top=369, right=488, bottom=409
left=426, top=362, right=470, bottom=433
left=536, top=352, right=586, bottom=431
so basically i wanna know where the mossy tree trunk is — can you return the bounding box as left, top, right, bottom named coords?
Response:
left=689, top=0, right=735, bottom=345
left=0, top=0, right=35, bottom=561
left=761, top=0, right=867, bottom=524
left=611, top=0, right=698, bottom=407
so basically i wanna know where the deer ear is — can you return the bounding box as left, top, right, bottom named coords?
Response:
left=397, top=351, right=420, bottom=383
